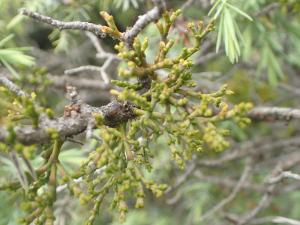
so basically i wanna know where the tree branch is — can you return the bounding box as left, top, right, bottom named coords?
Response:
left=0, top=100, right=135, bottom=145
left=21, top=0, right=166, bottom=47
left=267, top=171, right=300, bottom=184
left=0, top=76, right=27, bottom=97
left=248, top=107, right=300, bottom=121
left=2, top=103, right=300, bottom=146
left=122, top=0, right=166, bottom=46
left=20, top=9, right=107, bottom=38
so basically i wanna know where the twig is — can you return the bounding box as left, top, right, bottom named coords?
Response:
left=66, top=138, right=84, bottom=146
left=85, top=32, right=118, bottom=59
left=85, top=31, right=105, bottom=54
left=21, top=0, right=166, bottom=47
left=198, top=136, right=300, bottom=167
left=165, top=161, right=196, bottom=194
left=64, top=32, right=120, bottom=85
left=267, top=171, right=300, bottom=184
left=50, top=75, right=111, bottom=90
left=0, top=76, right=27, bottom=97
left=85, top=31, right=120, bottom=83
left=248, top=107, right=300, bottom=121
left=0, top=100, right=136, bottom=145
left=21, top=152, right=37, bottom=180
left=250, top=216, right=300, bottom=225
left=10, top=151, right=28, bottom=190
left=238, top=185, right=274, bottom=225
left=193, top=170, right=264, bottom=193
left=20, top=9, right=107, bottom=38
left=272, top=217, right=300, bottom=225
left=64, top=65, right=110, bottom=84
left=200, top=158, right=253, bottom=222
left=64, top=65, right=103, bottom=75
left=56, top=166, right=106, bottom=192
left=122, top=0, right=166, bottom=46
left=237, top=153, right=300, bottom=225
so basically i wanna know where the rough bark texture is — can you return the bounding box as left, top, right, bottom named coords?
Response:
left=0, top=101, right=135, bottom=145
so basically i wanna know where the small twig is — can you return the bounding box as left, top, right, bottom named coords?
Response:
left=20, top=9, right=107, bottom=38
left=100, top=57, right=113, bottom=84
left=50, top=75, right=111, bottom=90
left=56, top=166, right=106, bottom=192
left=166, top=161, right=196, bottom=194
left=268, top=216, right=300, bottom=225
left=10, top=151, right=28, bottom=190
left=194, top=171, right=265, bottom=193
left=64, top=65, right=103, bottom=75
left=237, top=153, right=300, bottom=225
left=238, top=185, right=275, bottom=225
left=65, top=32, right=119, bottom=84
left=198, top=136, right=300, bottom=167
left=64, top=64, right=110, bottom=85
left=267, top=171, right=300, bottom=184
left=200, top=158, right=253, bottom=222
left=0, top=76, right=27, bottom=97
left=21, top=152, right=37, bottom=180
left=66, top=138, right=84, bottom=146
left=85, top=31, right=104, bottom=54
left=248, top=107, right=300, bottom=121
left=21, top=0, right=166, bottom=46
left=122, top=0, right=166, bottom=46
left=250, top=216, right=300, bottom=225
left=85, top=32, right=119, bottom=59
left=36, top=140, right=63, bottom=175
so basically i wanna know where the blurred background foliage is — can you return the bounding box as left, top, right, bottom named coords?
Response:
left=1, top=0, right=300, bottom=224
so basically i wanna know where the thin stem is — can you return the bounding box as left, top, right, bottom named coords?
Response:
left=37, top=140, right=63, bottom=175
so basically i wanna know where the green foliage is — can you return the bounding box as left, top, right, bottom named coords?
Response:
left=209, top=0, right=253, bottom=63
left=0, top=34, right=35, bottom=77
left=0, top=8, right=252, bottom=225
left=64, top=11, right=251, bottom=224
